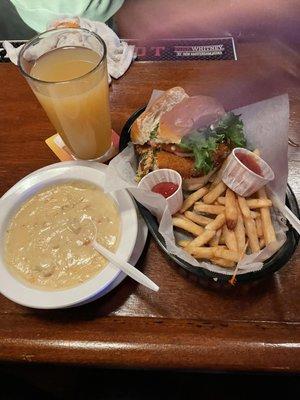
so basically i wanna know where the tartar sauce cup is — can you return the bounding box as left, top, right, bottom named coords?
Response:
left=221, top=148, right=275, bottom=197
left=138, top=169, right=183, bottom=214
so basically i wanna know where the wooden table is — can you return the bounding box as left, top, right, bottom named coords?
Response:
left=0, top=41, right=299, bottom=373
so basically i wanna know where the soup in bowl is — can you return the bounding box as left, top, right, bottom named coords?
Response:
left=0, top=164, right=138, bottom=308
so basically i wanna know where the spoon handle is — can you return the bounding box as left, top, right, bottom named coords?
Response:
left=91, top=240, right=159, bottom=292
left=269, top=189, right=300, bottom=235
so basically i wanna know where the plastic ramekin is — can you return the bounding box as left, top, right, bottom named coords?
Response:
left=221, top=148, right=274, bottom=197
left=138, top=169, right=183, bottom=214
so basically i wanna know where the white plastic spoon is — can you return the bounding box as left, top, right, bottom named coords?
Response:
left=78, top=217, right=159, bottom=292
left=91, top=240, right=159, bottom=292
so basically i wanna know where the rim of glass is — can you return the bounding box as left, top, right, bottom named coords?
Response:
left=18, top=27, right=107, bottom=84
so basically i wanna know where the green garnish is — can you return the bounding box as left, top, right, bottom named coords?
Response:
left=149, top=123, right=159, bottom=140
left=216, top=112, right=247, bottom=148
left=178, top=112, right=247, bottom=174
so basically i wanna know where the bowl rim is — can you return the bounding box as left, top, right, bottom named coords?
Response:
left=0, top=162, right=138, bottom=308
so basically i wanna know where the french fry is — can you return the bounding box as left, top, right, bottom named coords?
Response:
left=186, top=213, right=226, bottom=250
left=243, top=215, right=260, bottom=253
left=253, top=149, right=260, bottom=156
left=259, top=237, right=266, bottom=249
left=187, top=246, right=230, bottom=260
left=194, top=202, right=225, bottom=215
left=237, top=196, right=251, bottom=218
left=203, top=181, right=227, bottom=204
left=216, top=196, right=225, bottom=205
left=177, top=239, right=192, bottom=248
left=218, top=197, right=272, bottom=209
left=173, top=213, right=189, bottom=221
left=208, top=228, right=222, bottom=247
left=172, top=217, right=204, bottom=236
left=184, top=211, right=213, bottom=226
left=208, top=171, right=218, bottom=183
left=205, top=213, right=226, bottom=231
left=186, top=246, right=216, bottom=259
left=219, top=232, right=226, bottom=245
left=211, top=258, right=236, bottom=268
left=225, top=188, right=238, bottom=229
left=234, top=209, right=246, bottom=254
left=213, top=247, right=241, bottom=262
left=258, top=187, right=276, bottom=245
left=222, top=224, right=238, bottom=251
left=180, top=187, right=209, bottom=213
left=209, top=175, right=222, bottom=189
left=255, top=217, right=263, bottom=238
left=237, top=198, right=259, bottom=218
left=186, top=229, right=216, bottom=249
left=247, top=198, right=272, bottom=209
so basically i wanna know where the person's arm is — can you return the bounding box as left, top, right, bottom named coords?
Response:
left=116, top=0, right=299, bottom=40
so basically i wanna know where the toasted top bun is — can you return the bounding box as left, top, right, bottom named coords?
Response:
left=158, top=95, right=226, bottom=144
left=130, top=87, right=188, bottom=144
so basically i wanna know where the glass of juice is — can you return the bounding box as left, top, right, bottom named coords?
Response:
left=18, top=28, right=112, bottom=160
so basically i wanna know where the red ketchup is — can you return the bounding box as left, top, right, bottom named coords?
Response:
left=236, top=152, right=262, bottom=176
left=151, top=182, right=179, bottom=198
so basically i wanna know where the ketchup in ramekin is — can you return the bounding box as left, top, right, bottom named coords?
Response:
left=151, top=182, right=179, bottom=198
left=235, top=152, right=262, bottom=176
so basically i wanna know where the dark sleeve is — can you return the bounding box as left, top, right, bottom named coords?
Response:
left=0, top=0, right=36, bottom=40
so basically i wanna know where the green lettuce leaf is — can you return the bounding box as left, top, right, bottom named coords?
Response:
left=149, top=123, right=159, bottom=140
left=215, top=112, right=247, bottom=148
left=178, top=112, right=246, bottom=174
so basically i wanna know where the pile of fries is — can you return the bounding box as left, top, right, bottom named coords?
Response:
left=172, top=150, right=277, bottom=270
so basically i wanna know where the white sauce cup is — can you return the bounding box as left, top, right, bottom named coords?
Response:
left=138, top=169, right=183, bottom=214
left=221, top=148, right=275, bottom=197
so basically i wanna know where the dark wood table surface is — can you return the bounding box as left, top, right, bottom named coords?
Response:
left=0, top=41, right=299, bottom=373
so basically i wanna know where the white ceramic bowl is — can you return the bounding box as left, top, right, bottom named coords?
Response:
left=0, top=163, right=138, bottom=309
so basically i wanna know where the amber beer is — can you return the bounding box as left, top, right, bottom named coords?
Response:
left=19, top=29, right=111, bottom=160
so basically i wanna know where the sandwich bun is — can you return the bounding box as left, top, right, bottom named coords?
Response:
left=131, top=87, right=188, bottom=144
left=159, top=95, right=225, bottom=143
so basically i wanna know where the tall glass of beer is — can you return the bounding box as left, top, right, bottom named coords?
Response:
left=18, top=28, right=111, bottom=160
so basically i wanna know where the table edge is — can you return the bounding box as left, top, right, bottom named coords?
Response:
left=0, top=316, right=299, bottom=372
